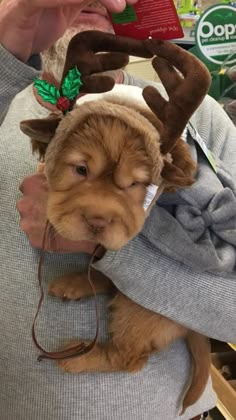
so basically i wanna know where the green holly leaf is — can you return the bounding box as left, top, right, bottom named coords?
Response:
left=61, top=67, right=83, bottom=101
left=34, top=78, right=60, bottom=105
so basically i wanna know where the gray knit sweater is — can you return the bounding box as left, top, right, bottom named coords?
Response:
left=0, top=43, right=236, bottom=420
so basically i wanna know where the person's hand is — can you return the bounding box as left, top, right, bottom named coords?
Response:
left=0, top=0, right=138, bottom=62
left=16, top=172, right=97, bottom=254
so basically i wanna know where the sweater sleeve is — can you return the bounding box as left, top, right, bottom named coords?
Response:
left=94, top=88, right=236, bottom=344
left=94, top=235, right=236, bottom=343
left=190, top=94, right=236, bottom=180
left=0, top=44, right=41, bottom=124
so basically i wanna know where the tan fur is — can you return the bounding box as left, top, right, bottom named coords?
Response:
left=45, top=113, right=155, bottom=249
left=20, top=99, right=209, bottom=413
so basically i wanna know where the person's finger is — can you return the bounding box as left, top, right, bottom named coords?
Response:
left=19, top=174, right=37, bottom=193
left=16, top=199, right=26, bottom=216
left=23, top=0, right=137, bottom=13
left=21, top=0, right=88, bottom=10
left=19, top=181, right=25, bottom=194
left=19, top=173, right=48, bottom=195
left=37, top=163, right=45, bottom=173
left=99, top=0, right=138, bottom=12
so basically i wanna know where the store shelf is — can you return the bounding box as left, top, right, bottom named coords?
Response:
left=216, top=399, right=235, bottom=420
left=211, top=364, right=236, bottom=420
left=228, top=343, right=236, bottom=352
left=126, top=57, right=159, bottom=82
left=211, top=342, right=236, bottom=420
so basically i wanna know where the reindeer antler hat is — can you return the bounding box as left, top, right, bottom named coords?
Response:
left=21, top=30, right=211, bottom=186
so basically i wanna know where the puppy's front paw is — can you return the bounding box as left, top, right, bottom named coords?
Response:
left=58, top=357, right=85, bottom=373
left=48, top=273, right=87, bottom=300
left=57, top=341, right=90, bottom=373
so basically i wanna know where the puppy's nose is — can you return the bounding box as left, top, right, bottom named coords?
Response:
left=86, top=217, right=111, bottom=230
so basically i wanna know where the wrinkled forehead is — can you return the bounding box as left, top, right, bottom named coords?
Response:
left=62, top=120, right=153, bottom=187
left=62, top=113, right=152, bottom=171
left=47, top=99, right=164, bottom=182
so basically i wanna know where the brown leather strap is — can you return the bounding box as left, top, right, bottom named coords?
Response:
left=32, top=177, right=166, bottom=360
left=32, top=220, right=101, bottom=361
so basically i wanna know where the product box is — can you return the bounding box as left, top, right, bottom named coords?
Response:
left=109, top=0, right=184, bottom=40
left=174, top=1, right=236, bottom=44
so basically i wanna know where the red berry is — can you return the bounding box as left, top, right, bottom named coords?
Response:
left=56, top=97, right=71, bottom=112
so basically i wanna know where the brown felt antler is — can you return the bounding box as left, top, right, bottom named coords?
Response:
left=23, top=32, right=211, bottom=162
left=142, top=39, right=211, bottom=155
left=60, top=30, right=153, bottom=98
left=22, top=31, right=153, bottom=156
left=60, top=31, right=210, bottom=156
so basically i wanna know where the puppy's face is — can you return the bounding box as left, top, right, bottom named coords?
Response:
left=45, top=115, right=154, bottom=250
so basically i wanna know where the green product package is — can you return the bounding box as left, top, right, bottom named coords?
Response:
left=190, top=3, right=236, bottom=102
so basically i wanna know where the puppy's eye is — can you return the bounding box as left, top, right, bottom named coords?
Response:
left=76, top=166, right=87, bottom=177
left=130, top=182, right=138, bottom=188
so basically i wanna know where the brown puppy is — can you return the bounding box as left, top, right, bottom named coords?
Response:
left=20, top=32, right=212, bottom=413
left=21, top=95, right=209, bottom=413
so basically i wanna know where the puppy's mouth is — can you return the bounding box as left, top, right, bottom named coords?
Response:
left=79, top=217, right=128, bottom=250
left=80, top=222, right=108, bottom=243
left=47, top=191, right=144, bottom=250
left=49, top=214, right=130, bottom=251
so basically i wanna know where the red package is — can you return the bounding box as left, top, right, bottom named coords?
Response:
left=109, top=0, right=184, bottom=41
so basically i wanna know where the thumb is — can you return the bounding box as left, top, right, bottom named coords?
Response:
left=99, top=0, right=138, bottom=12
left=26, top=0, right=136, bottom=13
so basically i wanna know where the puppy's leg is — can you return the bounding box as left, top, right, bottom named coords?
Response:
left=48, top=268, right=114, bottom=300
left=58, top=340, right=148, bottom=374
left=109, top=292, right=188, bottom=356
left=58, top=292, right=186, bottom=374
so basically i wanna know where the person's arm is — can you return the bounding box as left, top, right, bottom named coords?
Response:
left=94, top=234, right=236, bottom=343
left=94, top=95, right=236, bottom=344
left=191, top=94, right=236, bottom=179
left=0, top=0, right=137, bottom=121
left=0, top=0, right=137, bottom=62
left=0, top=45, right=41, bottom=123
